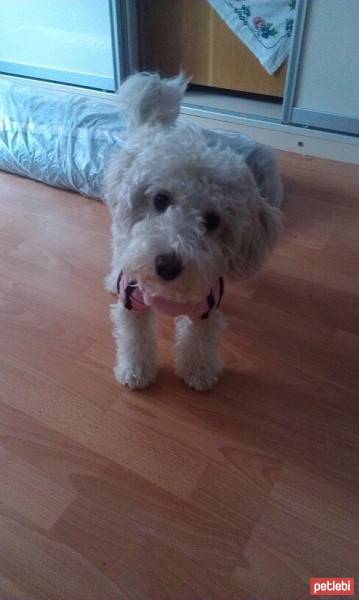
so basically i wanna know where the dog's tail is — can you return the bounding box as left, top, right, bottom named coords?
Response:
left=117, top=72, right=189, bottom=129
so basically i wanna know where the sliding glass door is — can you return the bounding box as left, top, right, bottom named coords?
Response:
left=0, top=0, right=121, bottom=91
left=282, top=0, right=359, bottom=136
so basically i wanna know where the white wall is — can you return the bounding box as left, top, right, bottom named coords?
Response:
left=295, top=0, right=359, bottom=117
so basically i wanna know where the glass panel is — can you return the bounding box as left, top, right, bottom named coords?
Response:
left=0, top=0, right=118, bottom=90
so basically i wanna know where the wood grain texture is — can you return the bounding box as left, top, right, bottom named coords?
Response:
left=0, top=152, right=358, bottom=599
left=139, top=0, right=286, bottom=97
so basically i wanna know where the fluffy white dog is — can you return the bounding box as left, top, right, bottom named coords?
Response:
left=105, top=72, right=282, bottom=391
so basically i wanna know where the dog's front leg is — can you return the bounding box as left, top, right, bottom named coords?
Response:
left=175, top=311, right=225, bottom=391
left=105, top=223, right=122, bottom=294
left=111, top=303, right=157, bottom=389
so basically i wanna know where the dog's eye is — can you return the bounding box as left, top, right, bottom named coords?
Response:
left=203, top=211, right=221, bottom=231
left=154, top=192, right=171, bottom=212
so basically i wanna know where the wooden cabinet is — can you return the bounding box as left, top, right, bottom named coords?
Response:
left=139, top=0, right=286, bottom=97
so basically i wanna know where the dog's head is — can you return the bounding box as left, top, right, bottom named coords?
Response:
left=106, top=73, right=282, bottom=302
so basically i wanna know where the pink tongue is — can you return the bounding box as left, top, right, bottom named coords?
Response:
left=142, top=288, right=203, bottom=318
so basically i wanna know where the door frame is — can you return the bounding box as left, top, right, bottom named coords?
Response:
left=113, top=0, right=139, bottom=85
left=281, top=0, right=309, bottom=125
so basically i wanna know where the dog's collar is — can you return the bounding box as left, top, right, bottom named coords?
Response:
left=117, top=272, right=224, bottom=320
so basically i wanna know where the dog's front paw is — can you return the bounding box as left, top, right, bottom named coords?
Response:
left=114, top=361, right=157, bottom=390
left=105, top=271, right=118, bottom=295
left=176, top=360, right=223, bottom=391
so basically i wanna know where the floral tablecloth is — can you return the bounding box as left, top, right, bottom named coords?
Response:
left=207, top=0, right=296, bottom=74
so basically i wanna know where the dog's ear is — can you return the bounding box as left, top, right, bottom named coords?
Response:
left=104, top=149, right=134, bottom=211
left=229, top=194, right=282, bottom=278
left=117, top=72, right=189, bottom=129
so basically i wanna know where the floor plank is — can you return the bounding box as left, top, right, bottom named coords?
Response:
left=0, top=152, right=358, bottom=599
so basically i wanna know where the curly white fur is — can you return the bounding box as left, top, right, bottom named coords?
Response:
left=105, top=72, right=283, bottom=391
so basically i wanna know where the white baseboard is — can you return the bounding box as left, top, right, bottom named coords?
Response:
left=181, top=105, right=359, bottom=165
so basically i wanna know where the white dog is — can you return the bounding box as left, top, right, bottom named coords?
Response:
left=105, top=73, right=282, bottom=391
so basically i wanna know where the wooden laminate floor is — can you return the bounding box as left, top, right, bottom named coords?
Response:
left=0, top=152, right=358, bottom=600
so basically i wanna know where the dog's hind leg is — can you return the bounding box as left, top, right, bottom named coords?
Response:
left=175, top=311, right=225, bottom=391
left=111, top=303, right=158, bottom=389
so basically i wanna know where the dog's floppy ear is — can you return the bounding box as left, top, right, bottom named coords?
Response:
left=230, top=195, right=282, bottom=277
left=104, top=150, right=134, bottom=210
left=117, top=72, right=189, bottom=129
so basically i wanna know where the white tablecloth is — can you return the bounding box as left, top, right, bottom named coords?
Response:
left=207, top=0, right=296, bottom=74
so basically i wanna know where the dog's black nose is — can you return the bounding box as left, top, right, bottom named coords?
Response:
left=155, top=253, right=183, bottom=281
